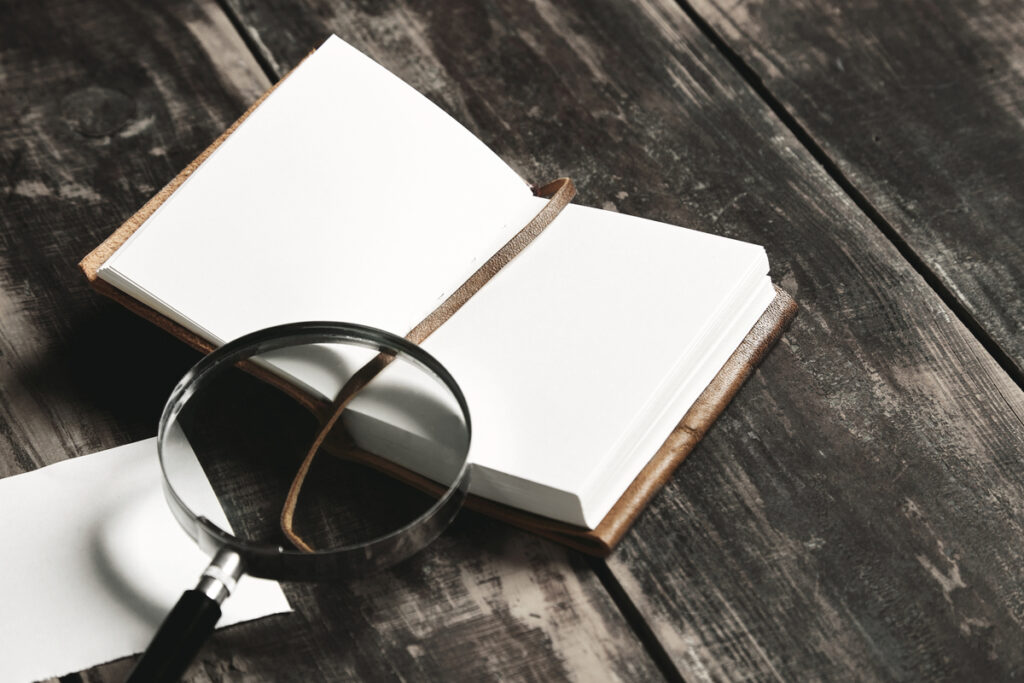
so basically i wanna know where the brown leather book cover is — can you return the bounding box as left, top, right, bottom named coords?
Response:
left=80, top=63, right=797, bottom=557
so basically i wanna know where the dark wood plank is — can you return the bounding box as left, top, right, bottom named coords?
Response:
left=0, top=0, right=268, bottom=474
left=687, top=0, right=1024, bottom=379
left=220, top=0, right=1024, bottom=679
left=0, top=1, right=661, bottom=680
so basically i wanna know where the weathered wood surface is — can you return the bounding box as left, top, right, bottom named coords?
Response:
left=218, top=0, right=1024, bottom=679
left=6, top=0, right=1024, bottom=680
left=0, top=1, right=660, bottom=681
left=687, top=0, right=1024, bottom=381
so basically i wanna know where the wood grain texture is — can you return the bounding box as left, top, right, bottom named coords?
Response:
left=688, top=0, right=1024, bottom=379
left=0, top=0, right=268, bottom=475
left=0, top=1, right=660, bottom=680
left=78, top=521, right=657, bottom=682
left=218, top=0, right=1024, bottom=679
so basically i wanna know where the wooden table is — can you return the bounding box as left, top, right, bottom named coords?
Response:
left=3, top=1, right=1023, bottom=680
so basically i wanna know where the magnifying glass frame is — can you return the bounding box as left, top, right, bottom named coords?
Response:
left=159, top=321, right=472, bottom=579
left=130, top=321, right=472, bottom=682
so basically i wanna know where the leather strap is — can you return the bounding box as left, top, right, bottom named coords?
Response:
left=280, top=178, right=576, bottom=551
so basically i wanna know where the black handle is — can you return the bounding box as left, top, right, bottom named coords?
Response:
left=126, top=589, right=222, bottom=683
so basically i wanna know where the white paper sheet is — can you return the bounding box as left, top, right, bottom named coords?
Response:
left=0, top=439, right=291, bottom=682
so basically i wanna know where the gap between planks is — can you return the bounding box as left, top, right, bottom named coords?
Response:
left=213, top=0, right=279, bottom=83
left=589, top=557, right=687, bottom=682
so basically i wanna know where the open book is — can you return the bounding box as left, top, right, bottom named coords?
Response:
left=81, top=35, right=795, bottom=555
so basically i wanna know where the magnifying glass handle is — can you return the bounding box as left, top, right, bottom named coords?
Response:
left=126, top=549, right=244, bottom=683
left=126, top=589, right=221, bottom=682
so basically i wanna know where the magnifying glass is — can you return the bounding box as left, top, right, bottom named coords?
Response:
left=126, top=322, right=472, bottom=682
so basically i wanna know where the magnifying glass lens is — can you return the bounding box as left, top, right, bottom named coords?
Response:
left=132, top=325, right=470, bottom=683
left=161, top=333, right=471, bottom=560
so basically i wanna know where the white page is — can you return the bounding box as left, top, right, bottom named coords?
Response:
left=0, top=439, right=291, bottom=683
left=419, top=202, right=768, bottom=510
left=581, top=277, right=776, bottom=525
left=101, top=34, right=537, bottom=342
